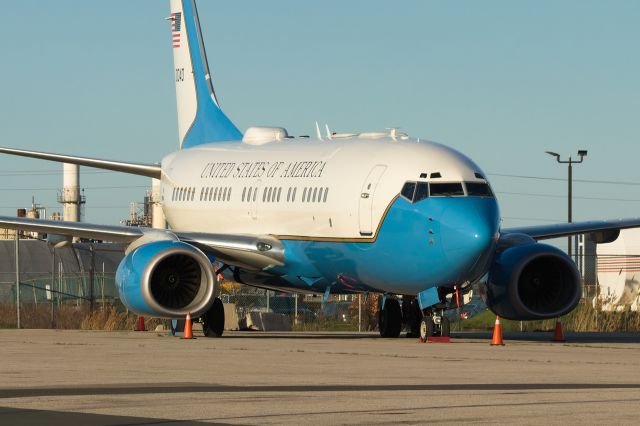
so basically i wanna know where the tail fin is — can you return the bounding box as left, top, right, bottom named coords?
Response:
left=169, top=0, right=242, bottom=148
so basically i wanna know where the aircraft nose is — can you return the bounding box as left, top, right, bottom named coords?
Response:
left=440, top=199, right=499, bottom=268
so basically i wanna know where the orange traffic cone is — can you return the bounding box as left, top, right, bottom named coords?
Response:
left=135, top=316, right=145, bottom=332
left=181, top=312, right=194, bottom=339
left=552, top=318, right=565, bottom=342
left=490, top=315, right=505, bottom=346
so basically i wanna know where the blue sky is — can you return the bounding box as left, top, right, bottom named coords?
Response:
left=0, top=0, right=639, bottom=230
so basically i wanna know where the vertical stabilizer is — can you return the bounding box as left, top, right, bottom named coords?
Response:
left=169, top=0, right=242, bottom=148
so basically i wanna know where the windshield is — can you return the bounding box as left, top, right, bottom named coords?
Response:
left=430, top=182, right=464, bottom=197
left=465, top=182, right=494, bottom=197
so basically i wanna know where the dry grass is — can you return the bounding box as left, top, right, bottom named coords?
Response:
left=0, top=304, right=166, bottom=331
left=4, top=300, right=640, bottom=333
left=461, top=303, right=640, bottom=332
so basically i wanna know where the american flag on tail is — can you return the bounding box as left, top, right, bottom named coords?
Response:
left=171, top=12, right=182, bottom=48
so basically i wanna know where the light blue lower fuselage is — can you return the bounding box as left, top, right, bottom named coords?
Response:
left=228, top=195, right=500, bottom=296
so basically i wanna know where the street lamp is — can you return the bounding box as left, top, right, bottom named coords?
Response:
left=545, top=149, right=588, bottom=260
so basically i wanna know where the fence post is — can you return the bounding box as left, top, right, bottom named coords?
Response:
left=51, top=247, right=56, bottom=328
left=358, top=294, right=361, bottom=332
left=89, top=243, right=95, bottom=312
left=15, top=232, right=20, bottom=329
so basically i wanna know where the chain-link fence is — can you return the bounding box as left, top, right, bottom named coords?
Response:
left=0, top=271, right=382, bottom=331
left=221, top=289, right=381, bottom=332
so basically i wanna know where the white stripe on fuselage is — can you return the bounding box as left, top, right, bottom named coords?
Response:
left=160, top=137, right=485, bottom=239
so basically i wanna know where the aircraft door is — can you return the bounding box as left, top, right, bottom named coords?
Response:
left=359, top=165, right=387, bottom=236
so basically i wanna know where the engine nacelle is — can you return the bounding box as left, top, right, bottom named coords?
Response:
left=484, top=242, right=581, bottom=320
left=115, top=240, right=216, bottom=318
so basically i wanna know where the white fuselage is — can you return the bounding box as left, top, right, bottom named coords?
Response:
left=160, top=136, right=487, bottom=239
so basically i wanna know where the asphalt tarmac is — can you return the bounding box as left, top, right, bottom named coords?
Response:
left=1, top=329, right=639, bottom=425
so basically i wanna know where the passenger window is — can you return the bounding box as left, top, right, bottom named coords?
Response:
left=267, top=187, right=273, bottom=202
left=318, top=187, right=323, bottom=202
left=200, top=187, right=204, bottom=201
left=228, top=187, right=232, bottom=201
left=208, top=187, right=213, bottom=201
left=242, top=187, right=246, bottom=202
left=401, top=182, right=416, bottom=201
left=414, top=183, right=429, bottom=203
left=223, top=187, right=228, bottom=201
left=302, top=187, right=307, bottom=202
left=430, top=182, right=464, bottom=197
left=287, top=187, right=291, bottom=202
left=247, top=187, right=252, bottom=202
left=253, top=187, right=257, bottom=202
left=466, top=182, right=493, bottom=197
left=323, top=187, right=328, bottom=202
left=312, top=187, right=318, bottom=202
left=214, top=187, right=218, bottom=201
left=277, top=187, right=282, bottom=202
left=292, top=187, right=297, bottom=202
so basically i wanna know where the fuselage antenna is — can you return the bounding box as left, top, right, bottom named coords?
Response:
left=325, top=124, right=333, bottom=141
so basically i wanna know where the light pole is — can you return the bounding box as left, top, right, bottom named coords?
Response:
left=545, top=149, right=588, bottom=260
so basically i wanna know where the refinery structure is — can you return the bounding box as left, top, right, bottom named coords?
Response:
left=0, top=165, right=165, bottom=317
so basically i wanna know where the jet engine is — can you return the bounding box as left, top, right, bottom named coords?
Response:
left=484, top=241, right=581, bottom=320
left=115, top=240, right=216, bottom=318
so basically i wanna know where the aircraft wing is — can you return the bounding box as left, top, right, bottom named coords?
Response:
left=501, top=218, right=640, bottom=241
left=0, top=216, right=284, bottom=271
left=0, top=147, right=161, bottom=178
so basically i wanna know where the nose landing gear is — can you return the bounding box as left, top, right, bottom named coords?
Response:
left=378, top=295, right=452, bottom=340
left=419, top=309, right=450, bottom=342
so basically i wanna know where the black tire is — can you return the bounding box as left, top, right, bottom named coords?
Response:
left=405, top=299, right=422, bottom=338
left=170, top=319, right=185, bottom=336
left=202, top=298, right=225, bottom=337
left=420, top=317, right=435, bottom=342
left=440, top=316, right=450, bottom=337
left=378, top=298, right=402, bottom=338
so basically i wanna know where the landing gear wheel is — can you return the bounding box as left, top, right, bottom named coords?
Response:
left=404, top=298, right=422, bottom=338
left=419, top=317, right=435, bottom=342
left=440, top=316, right=450, bottom=338
left=202, top=297, right=225, bottom=337
left=170, top=319, right=185, bottom=336
left=378, top=298, right=402, bottom=338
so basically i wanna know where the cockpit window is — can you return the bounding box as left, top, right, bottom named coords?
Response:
left=414, top=182, right=429, bottom=202
left=401, top=182, right=416, bottom=200
left=430, top=182, right=464, bottom=197
left=465, top=182, right=494, bottom=197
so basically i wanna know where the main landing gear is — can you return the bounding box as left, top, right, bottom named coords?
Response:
left=201, top=297, right=225, bottom=337
left=379, top=298, right=402, bottom=338
left=169, top=297, right=225, bottom=337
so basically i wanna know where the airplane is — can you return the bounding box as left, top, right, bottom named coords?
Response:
left=1, top=0, right=639, bottom=340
